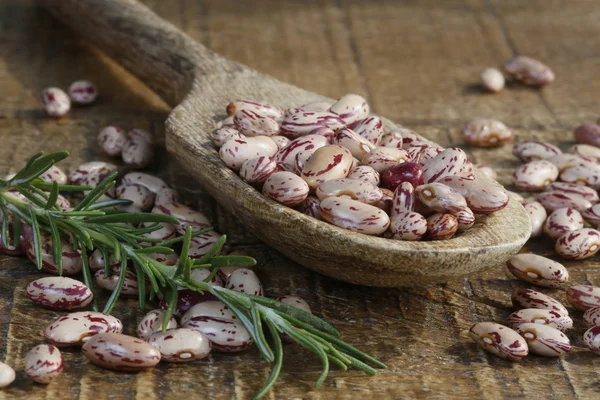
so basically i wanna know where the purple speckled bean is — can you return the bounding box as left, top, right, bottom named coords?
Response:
left=360, top=147, right=408, bottom=174
left=226, top=100, right=283, bottom=120
left=582, top=203, right=600, bottom=225
left=24, top=233, right=82, bottom=275
left=316, top=178, right=382, bottom=205
left=399, top=130, right=426, bottom=150
left=225, top=268, right=263, bottom=296
left=300, top=145, right=353, bottom=190
left=389, top=211, right=427, bottom=241
left=25, top=345, right=64, bottom=383
left=68, top=80, right=97, bottom=105
left=27, top=277, right=92, bottom=310
left=44, top=311, right=123, bottom=347
left=514, top=323, right=571, bottom=357
left=148, top=328, right=211, bottom=362
left=506, top=254, right=568, bottom=288
left=319, top=197, right=390, bottom=235
left=137, top=309, right=178, bottom=340
left=513, top=160, right=558, bottom=191
left=184, top=316, right=253, bottom=352
left=40, top=165, right=68, bottom=185
left=422, top=147, right=470, bottom=183
left=41, top=87, right=70, bottom=118
left=513, top=141, right=561, bottom=162
left=568, top=144, right=600, bottom=162
left=153, top=202, right=210, bottom=235
left=240, top=156, right=277, bottom=184
left=543, top=208, right=584, bottom=241
left=122, top=136, right=154, bottom=169
left=139, top=222, right=177, bottom=244
left=555, top=228, right=600, bottom=260
left=523, top=201, right=547, bottom=238
left=506, top=309, right=573, bottom=332
left=392, top=182, right=415, bottom=215
left=332, top=128, right=375, bottom=160
left=512, top=288, right=569, bottom=315
left=406, top=144, right=444, bottom=166
left=121, top=172, right=168, bottom=195
left=463, top=119, right=514, bottom=147
left=263, top=171, right=309, bottom=206
left=537, top=192, right=592, bottom=213
left=98, top=126, right=127, bottom=157
left=426, top=213, right=458, bottom=240
left=584, top=326, right=600, bottom=355
left=583, top=307, right=600, bottom=327
left=70, top=161, right=118, bottom=197
left=116, top=183, right=155, bottom=211
left=82, top=333, right=161, bottom=371
left=212, top=127, right=245, bottom=148
left=379, top=131, right=403, bottom=148
left=219, top=136, right=278, bottom=171
left=575, top=124, right=600, bottom=148
left=560, top=164, right=600, bottom=189
left=547, top=153, right=592, bottom=172
left=233, top=109, right=280, bottom=137
left=454, top=207, right=475, bottom=231
left=566, top=285, right=600, bottom=310
left=503, top=56, right=555, bottom=86
left=352, top=116, right=384, bottom=145
left=94, top=267, right=140, bottom=297
left=299, top=195, right=321, bottom=219
left=281, top=108, right=345, bottom=137
left=274, top=134, right=329, bottom=172
left=181, top=301, right=237, bottom=326
left=347, top=165, right=380, bottom=186
left=547, top=182, right=599, bottom=203
left=328, top=94, right=369, bottom=125
left=440, top=176, right=509, bottom=214
left=188, top=267, right=224, bottom=288
left=416, top=183, right=467, bottom=213
left=469, top=322, right=528, bottom=361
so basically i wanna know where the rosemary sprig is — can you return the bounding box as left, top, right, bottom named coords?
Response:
left=0, top=151, right=386, bottom=399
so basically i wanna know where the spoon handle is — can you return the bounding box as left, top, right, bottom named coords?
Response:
left=39, top=0, right=224, bottom=106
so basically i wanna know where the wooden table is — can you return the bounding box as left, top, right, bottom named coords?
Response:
left=1, top=0, right=599, bottom=398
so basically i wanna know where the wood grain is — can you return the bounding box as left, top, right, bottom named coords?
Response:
left=0, top=0, right=599, bottom=398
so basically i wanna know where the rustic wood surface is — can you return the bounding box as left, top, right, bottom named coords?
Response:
left=0, top=0, right=599, bottom=398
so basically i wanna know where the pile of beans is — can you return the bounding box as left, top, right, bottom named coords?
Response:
left=471, top=251, right=600, bottom=359
left=214, top=95, right=511, bottom=241
left=1, top=158, right=315, bottom=383
left=480, top=55, right=555, bottom=93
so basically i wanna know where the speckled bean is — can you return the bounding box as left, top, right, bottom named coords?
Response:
left=25, top=233, right=82, bottom=275
left=328, top=94, right=369, bottom=125
left=27, top=277, right=93, bottom=310
left=281, top=108, right=345, bottom=137
left=503, top=55, right=555, bottom=86
left=137, top=309, right=178, bottom=340
left=399, top=130, right=426, bottom=149
left=422, top=147, right=470, bottom=183
left=555, top=228, right=600, bottom=260
left=320, top=197, right=390, bottom=235
left=463, top=119, right=514, bottom=147
left=68, top=80, right=97, bottom=104
left=513, top=141, right=561, bottom=162
left=116, top=183, right=155, bottom=211
left=560, top=164, right=600, bottom=189
left=583, top=307, right=600, bottom=327
left=94, top=267, right=139, bottom=297
left=274, top=134, right=329, bottom=172
left=217, top=115, right=235, bottom=128
left=299, top=100, right=334, bottom=112
left=181, top=301, right=237, bottom=326
left=262, top=171, right=309, bottom=206
left=426, top=213, right=458, bottom=240
left=148, top=328, right=211, bottom=362
left=219, top=136, right=278, bottom=171
left=481, top=68, right=505, bottom=92
left=389, top=211, right=427, bottom=241
left=347, top=165, right=380, bottom=186
left=0, top=362, right=15, bottom=388
left=122, top=136, right=154, bottom=169
left=582, top=203, right=600, bottom=225
left=316, top=178, right=382, bottom=205
left=44, top=311, right=123, bottom=347
left=82, top=333, right=161, bottom=371
left=360, top=147, right=408, bottom=174
left=454, top=208, right=475, bottom=231
left=277, top=295, right=313, bottom=343
left=379, top=132, right=403, bottom=148
left=300, top=145, right=353, bottom=189
left=547, top=153, right=592, bottom=172
left=537, top=192, right=592, bottom=212
left=25, top=345, right=63, bottom=383
left=299, top=195, right=321, bottom=219
left=98, top=126, right=127, bottom=156
left=70, top=161, right=118, bottom=196
left=513, top=160, right=558, bottom=191
left=543, top=208, right=584, bottom=240
left=514, top=323, right=571, bottom=357
left=547, top=182, right=599, bottom=203
left=569, top=144, right=600, bottom=162
left=469, top=322, right=528, bottom=361
left=332, top=128, right=375, bottom=160
left=374, top=187, right=394, bottom=214
left=523, top=201, right=547, bottom=238
left=506, top=254, right=568, bottom=287
left=392, top=182, right=415, bottom=215
left=41, top=87, right=70, bottom=118
left=186, top=266, right=224, bottom=288
left=240, top=156, right=277, bottom=184
left=584, top=326, right=600, bottom=355
left=212, top=127, right=245, bottom=147
left=574, top=124, right=600, bottom=148
left=270, top=135, right=291, bottom=150
left=566, top=285, right=600, bottom=310
left=506, top=309, right=573, bottom=332
left=512, top=288, right=569, bottom=315
left=139, top=222, right=177, bottom=244
left=184, top=315, right=253, bottom=352
left=226, top=100, right=283, bottom=120
left=352, top=116, right=384, bottom=145
left=153, top=202, right=210, bottom=235
left=416, top=183, right=467, bottom=213
left=406, top=144, right=444, bottom=166
left=40, top=165, right=68, bottom=185
left=233, top=110, right=280, bottom=137
left=225, top=268, right=263, bottom=296
left=440, top=176, right=509, bottom=213
left=154, top=187, right=179, bottom=207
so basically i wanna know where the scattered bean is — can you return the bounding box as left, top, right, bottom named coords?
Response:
left=513, top=141, right=561, bottom=162
left=148, top=328, right=212, bottom=362
left=389, top=211, right=427, bottom=240
left=225, top=268, right=263, bottom=296
left=184, top=315, right=253, bottom=352
left=555, top=228, right=600, bottom=260
left=27, top=276, right=92, bottom=310
left=153, top=201, right=210, bottom=235
left=566, top=285, right=600, bottom=310
left=44, top=311, right=123, bottom=347
left=94, top=267, right=139, bottom=297
left=547, top=153, right=591, bottom=172
left=0, top=362, right=15, bottom=388
left=523, top=201, right=547, bottom=238
left=547, top=182, right=599, bottom=203
left=300, top=145, right=353, bottom=190
left=181, top=301, right=237, bottom=326
left=328, top=94, right=369, bottom=126
left=262, top=171, right=309, bottom=206
left=25, top=345, right=63, bottom=384
left=583, top=307, right=600, bottom=327
left=537, top=192, right=592, bottom=212
left=469, top=322, right=528, bottom=361
left=569, top=144, right=600, bottom=162
left=513, top=160, right=558, bottom=191
left=137, top=309, right=178, bottom=340
left=41, top=87, right=70, bottom=118
left=514, top=323, right=571, bottom=357
left=463, top=119, right=513, bottom=147
left=24, top=233, right=82, bottom=275
left=82, top=333, right=161, bottom=371
left=503, top=55, right=555, bottom=86
left=506, top=254, right=568, bottom=287
left=122, top=135, right=154, bottom=169
left=583, top=326, right=600, bottom=355
left=512, top=288, right=569, bottom=315
left=543, top=208, right=584, bottom=241
left=506, top=308, right=573, bottom=332
left=481, top=68, right=505, bottom=93
left=559, top=164, right=600, bottom=189
left=475, top=164, right=497, bottom=180
left=68, top=80, right=97, bottom=105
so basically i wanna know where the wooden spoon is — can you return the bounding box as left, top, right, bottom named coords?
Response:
left=41, top=0, right=531, bottom=287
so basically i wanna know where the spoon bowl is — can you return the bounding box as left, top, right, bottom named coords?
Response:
left=42, top=0, right=531, bottom=286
